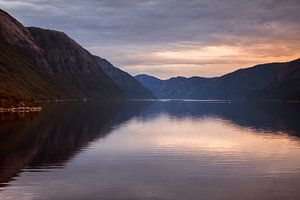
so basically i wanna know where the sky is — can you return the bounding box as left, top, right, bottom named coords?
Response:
left=1, top=0, right=300, bottom=79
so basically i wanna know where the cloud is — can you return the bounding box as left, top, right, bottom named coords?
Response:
left=0, top=0, right=57, bottom=13
left=1, top=0, right=300, bottom=78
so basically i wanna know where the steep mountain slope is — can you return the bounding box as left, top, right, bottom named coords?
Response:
left=251, top=59, right=300, bottom=100
left=0, top=9, right=153, bottom=107
left=95, top=57, right=154, bottom=99
left=136, top=59, right=300, bottom=100
left=134, top=74, right=166, bottom=98
left=0, top=9, right=124, bottom=104
left=28, top=27, right=123, bottom=99
left=0, top=10, right=61, bottom=106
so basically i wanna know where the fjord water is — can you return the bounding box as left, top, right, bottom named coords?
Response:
left=1, top=101, right=300, bottom=200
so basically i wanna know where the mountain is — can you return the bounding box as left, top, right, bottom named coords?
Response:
left=0, top=10, right=59, bottom=106
left=133, top=74, right=166, bottom=98
left=28, top=27, right=124, bottom=99
left=135, top=58, right=300, bottom=100
left=29, top=27, right=153, bottom=99
left=95, top=57, right=154, bottom=99
left=251, top=59, right=300, bottom=100
left=0, top=9, right=152, bottom=107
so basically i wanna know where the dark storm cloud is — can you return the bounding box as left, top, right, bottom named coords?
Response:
left=1, top=0, right=300, bottom=78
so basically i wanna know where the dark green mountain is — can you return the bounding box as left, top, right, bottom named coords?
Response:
left=135, top=59, right=300, bottom=100
left=0, top=9, right=153, bottom=107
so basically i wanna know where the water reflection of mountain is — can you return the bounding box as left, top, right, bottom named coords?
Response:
left=0, top=101, right=150, bottom=186
left=137, top=101, right=300, bottom=137
left=0, top=100, right=299, bottom=186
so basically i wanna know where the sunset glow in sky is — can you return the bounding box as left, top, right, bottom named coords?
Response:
left=1, top=0, right=300, bottom=78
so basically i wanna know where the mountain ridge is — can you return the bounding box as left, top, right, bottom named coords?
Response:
left=0, top=9, right=153, bottom=107
left=135, top=58, right=300, bottom=100
left=95, top=57, right=154, bottom=99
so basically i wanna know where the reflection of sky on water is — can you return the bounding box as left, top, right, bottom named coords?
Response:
left=0, top=101, right=300, bottom=200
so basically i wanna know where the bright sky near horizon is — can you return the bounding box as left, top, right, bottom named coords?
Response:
left=1, top=0, right=300, bottom=79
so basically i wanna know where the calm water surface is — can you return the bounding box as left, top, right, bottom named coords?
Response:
left=0, top=100, right=300, bottom=200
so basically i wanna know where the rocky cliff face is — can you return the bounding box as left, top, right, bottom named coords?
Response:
left=0, top=10, right=49, bottom=71
left=29, top=27, right=98, bottom=74
left=28, top=27, right=124, bottom=99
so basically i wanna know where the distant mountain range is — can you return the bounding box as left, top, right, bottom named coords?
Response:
left=0, top=9, right=153, bottom=107
left=135, top=58, right=300, bottom=100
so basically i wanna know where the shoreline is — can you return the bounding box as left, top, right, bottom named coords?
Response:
left=1, top=98, right=299, bottom=113
left=0, top=106, right=42, bottom=113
